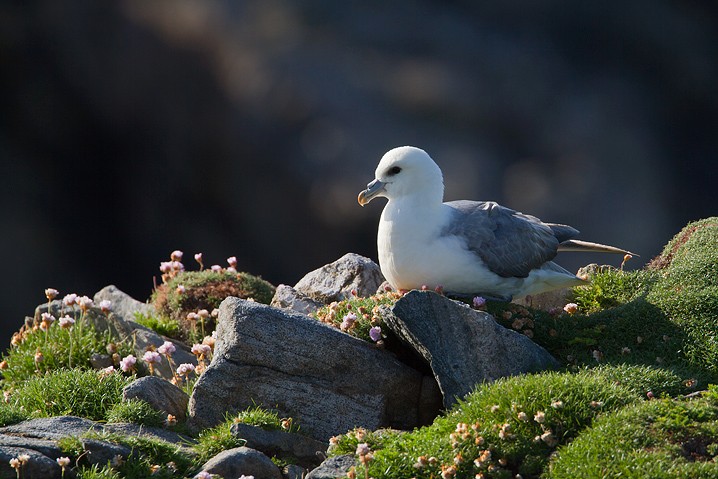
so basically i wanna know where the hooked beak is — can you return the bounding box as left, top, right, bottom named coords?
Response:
left=357, top=179, right=386, bottom=206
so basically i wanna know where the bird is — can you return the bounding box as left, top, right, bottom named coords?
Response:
left=357, top=146, right=634, bottom=301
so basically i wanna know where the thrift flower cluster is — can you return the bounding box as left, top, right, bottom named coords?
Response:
left=314, top=291, right=402, bottom=343
left=160, top=250, right=241, bottom=285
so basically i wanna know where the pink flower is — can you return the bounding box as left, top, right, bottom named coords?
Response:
left=45, top=288, right=59, bottom=300
left=563, top=303, right=578, bottom=315
left=177, top=363, right=195, bottom=377
left=171, top=250, right=183, bottom=261
left=210, top=265, right=222, bottom=272
left=119, top=355, right=137, bottom=372
left=369, top=326, right=382, bottom=342
left=157, top=341, right=176, bottom=356
left=211, top=308, right=220, bottom=318
left=63, top=294, right=77, bottom=307
left=340, top=313, right=357, bottom=331
left=176, top=285, right=186, bottom=294
left=142, top=351, right=161, bottom=365
left=227, top=256, right=238, bottom=268
left=356, top=443, right=371, bottom=456
left=160, top=262, right=172, bottom=273
left=59, top=316, right=75, bottom=329
left=472, top=296, right=486, bottom=308
left=187, top=312, right=199, bottom=321
left=76, top=296, right=93, bottom=311
left=191, top=344, right=211, bottom=357
left=198, top=309, right=209, bottom=319
left=99, top=300, right=112, bottom=313
left=194, top=253, right=203, bottom=263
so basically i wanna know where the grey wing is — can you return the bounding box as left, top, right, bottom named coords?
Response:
left=443, top=200, right=578, bottom=278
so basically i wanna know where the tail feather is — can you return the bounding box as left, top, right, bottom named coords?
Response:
left=558, top=239, right=637, bottom=257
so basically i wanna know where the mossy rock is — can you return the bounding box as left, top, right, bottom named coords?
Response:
left=487, top=218, right=718, bottom=384
left=151, top=270, right=275, bottom=337
left=546, top=390, right=718, bottom=479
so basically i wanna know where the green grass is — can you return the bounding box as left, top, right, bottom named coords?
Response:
left=233, top=404, right=300, bottom=433
left=75, top=430, right=197, bottom=479
left=9, top=369, right=131, bottom=421
left=332, top=366, right=687, bottom=479
left=193, top=405, right=300, bottom=463
left=546, top=388, right=718, bottom=478
left=0, top=402, right=29, bottom=426
left=194, top=417, right=247, bottom=463
left=132, top=312, right=181, bottom=339
left=106, top=399, right=166, bottom=428
left=0, top=313, right=129, bottom=385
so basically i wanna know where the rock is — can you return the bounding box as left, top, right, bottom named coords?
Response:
left=0, top=446, right=66, bottom=479
left=305, top=454, right=355, bottom=479
left=103, top=423, right=193, bottom=450
left=201, top=446, right=281, bottom=479
left=0, top=417, right=99, bottom=441
left=230, top=423, right=327, bottom=468
left=122, top=376, right=189, bottom=421
left=293, top=253, right=385, bottom=303
left=0, top=416, right=192, bottom=478
left=270, top=284, right=324, bottom=315
left=383, top=291, right=560, bottom=408
left=282, top=464, right=307, bottom=479
left=189, top=297, right=425, bottom=441
left=512, top=287, right=573, bottom=313
left=89, top=353, right=113, bottom=370
left=80, top=439, right=131, bottom=467
left=93, top=285, right=155, bottom=322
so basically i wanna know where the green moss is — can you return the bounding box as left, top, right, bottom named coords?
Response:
left=151, top=270, right=275, bottom=341
left=333, top=366, right=665, bottom=479
left=9, top=369, right=131, bottom=421
left=546, top=391, right=718, bottom=479
left=106, top=399, right=166, bottom=427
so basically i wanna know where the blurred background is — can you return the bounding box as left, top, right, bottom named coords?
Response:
left=1, top=1, right=716, bottom=347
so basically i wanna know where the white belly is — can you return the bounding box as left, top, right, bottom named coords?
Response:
left=377, top=216, right=582, bottom=299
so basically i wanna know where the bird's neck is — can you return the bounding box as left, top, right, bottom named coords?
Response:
left=381, top=194, right=444, bottom=233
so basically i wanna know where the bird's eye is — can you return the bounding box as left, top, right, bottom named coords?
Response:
left=388, top=166, right=402, bottom=176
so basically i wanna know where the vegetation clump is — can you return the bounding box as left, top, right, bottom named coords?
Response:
left=150, top=251, right=275, bottom=341
left=313, top=291, right=402, bottom=342
left=546, top=387, right=718, bottom=478
left=9, top=368, right=131, bottom=421
left=330, top=366, right=686, bottom=479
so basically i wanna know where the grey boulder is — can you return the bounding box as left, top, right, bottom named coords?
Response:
left=188, top=297, right=425, bottom=441
left=383, top=290, right=560, bottom=408
left=293, top=253, right=384, bottom=303
left=122, top=376, right=189, bottom=421
left=200, top=446, right=281, bottom=479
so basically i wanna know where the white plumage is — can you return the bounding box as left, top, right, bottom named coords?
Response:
left=358, top=146, right=632, bottom=300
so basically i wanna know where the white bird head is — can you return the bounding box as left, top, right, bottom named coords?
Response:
left=358, top=146, right=444, bottom=206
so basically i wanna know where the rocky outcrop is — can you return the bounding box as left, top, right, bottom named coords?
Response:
left=122, top=376, right=189, bottom=421
left=188, top=296, right=430, bottom=441
left=293, top=253, right=385, bottom=304
left=382, top=290, right=560, bottom=408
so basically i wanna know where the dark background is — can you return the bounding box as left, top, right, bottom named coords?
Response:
left=1, top=1, right=716, bottom=347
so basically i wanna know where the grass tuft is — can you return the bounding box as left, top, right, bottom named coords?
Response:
left=105, top=399, right=166, bottom=427
left=9, top=369, right=131, bottom=421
